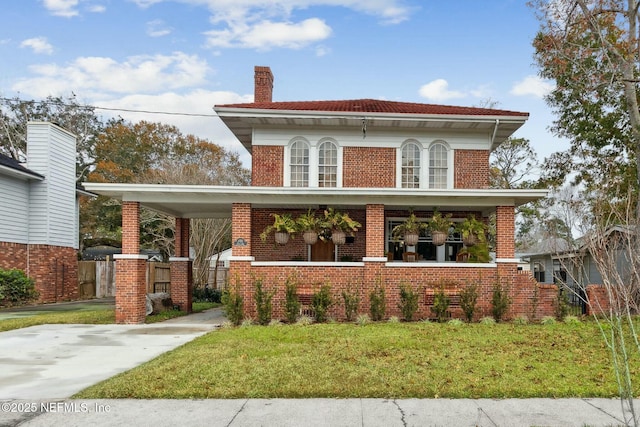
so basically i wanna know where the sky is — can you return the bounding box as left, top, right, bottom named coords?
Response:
left=0, top=0, right=559, bottom=168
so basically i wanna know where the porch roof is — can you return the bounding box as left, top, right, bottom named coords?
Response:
left=83, top=183, right=548, bottom=219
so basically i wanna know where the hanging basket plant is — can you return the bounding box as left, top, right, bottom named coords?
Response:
left=427, top=210, right=452, bottom=247
left=323, top=208, right=361, bottom=245
left=260, top=213, right=297, bottom=245
left=392, top=210, right=427, bottom=245
left=295, top=209, right=327, bottom=245
left=456, top=215, right=486, bottom=248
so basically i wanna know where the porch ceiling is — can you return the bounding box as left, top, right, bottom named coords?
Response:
left=83, top=183, right=548, bottom=219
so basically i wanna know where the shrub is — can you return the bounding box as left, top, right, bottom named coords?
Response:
left=192, top=286, right=222, bottom=303
left=311, top=283, right=333, bottom=323
left=241, top=318, right=254, bottom=328
left=284, top=274, right=301, bottom=324
left=356, top=313, right=371, bottom=325
left=0, top=268, right=38, bottom=306
left=491, top=281, right=511, bottom=322
left=269, top=319, right=282, bottom=327
left=388, top=315, right=400, bottom=323
left=513, top=315, right=529, bottom=325
left=554, top=286, right=570, bottom=321
left=369, top=281, right=386, bottom=321
left=447, top=319, right=464, bottom=326
left=459, top=283, right=478, bottom=323
left=541, top=316, right=556, bottom=325
left=253, top=276, right=274, bottom=326
left=221, top=279, right=243, bottom=326
left=431, top=286, right=450, bottom=323
left=342, top=288, right=360, bottom=322
left=296, top=315, right=314, bottom=326
left=398, top=283, right=419, bottom=321
left=480, top=316, right=496, bottom=325
left=564, top=315, right=581, bottom=325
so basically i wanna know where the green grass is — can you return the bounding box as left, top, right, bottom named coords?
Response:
left=0, top=302, right=219, bottom=331
left=0, top=308, right=115, bottom=332
left=75, top=320, right=635, bottom=399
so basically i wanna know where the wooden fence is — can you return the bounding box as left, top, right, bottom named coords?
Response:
left=78, top=261, right=227, bottom=298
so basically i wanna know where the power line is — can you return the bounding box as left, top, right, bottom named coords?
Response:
left=0, top=97, right=219, bottom=118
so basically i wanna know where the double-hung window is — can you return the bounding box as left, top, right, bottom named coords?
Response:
left=429, top=142, right=448, bottom=189
left=290, top=140, right=309, bottom=187
left=318, top=141, right=337, bottom=187
left=401, top=142, right=421, bottom=188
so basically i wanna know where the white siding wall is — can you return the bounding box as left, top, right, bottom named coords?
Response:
left=0, top=174, right=30, bottom=243
left=26, top=122, right=78, bottom=248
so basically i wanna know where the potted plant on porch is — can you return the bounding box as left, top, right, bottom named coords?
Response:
left=323, top=208, right=361, bottom=245
left=260, top=213, right=297, bottom=245
left=391, top=210, right=428, bottom=246
left=296, top=209, right=327, bottom=245
left=427, top=210, right=452, bottom=246
left=456, top=215, right=486, bottom=247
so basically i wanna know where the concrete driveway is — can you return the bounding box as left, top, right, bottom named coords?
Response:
left=0, top=306, right=224, bottom=399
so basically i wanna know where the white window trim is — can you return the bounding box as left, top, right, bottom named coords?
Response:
left=284, top=137, right=342, bottom=188
left=427, top=140, right=453, bottom=190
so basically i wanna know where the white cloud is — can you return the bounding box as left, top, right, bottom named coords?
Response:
left=510, top=75, right=554, bottom=98
left=147, top=19, right=172, bottom=37
left=12, top=52, right=211, bottom=97
left=20, top=37, right=54, bottom=55
left=132, top=0, right=412, bottom=50
left=418, top=79, right=466, bottom=102
left=42, top=0, right=80, bottom=17
left=315, top=45, right=331, bottom=57
left=88, top=4, right=106, bottom=13
left=205, top=18, right=331, bottom=50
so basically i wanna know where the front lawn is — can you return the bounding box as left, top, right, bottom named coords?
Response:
left=75, top=320, right=634, bottom=399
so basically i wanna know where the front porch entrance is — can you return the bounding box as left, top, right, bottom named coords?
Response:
left=311, top=240, right=335, bottom=261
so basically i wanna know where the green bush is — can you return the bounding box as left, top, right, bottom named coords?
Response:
left=192, top=286, right=222, bottom=303
left=284, top=275, right=301, bottom=324
left=342, top=288, right=360, bottom=322
left=311, top=283, right=333, bottom=323
left=253, top=276, right=274, bottom=326
left=398, top=283, right=419, bottom=321
left=221, top=279, right=243, bottom=326
left=431, top=286, right=450, bottom=323
left=0, top=268, right=38, bottom=306
left=554, top=286, right=570, bottom=321
left=459, top=283, right=478, bottom=323
left=369, top=281, right=386, bottom=321
left=491, top=281, right=511, bottom=322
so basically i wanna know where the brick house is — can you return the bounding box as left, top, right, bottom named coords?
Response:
left=0, top=122, right=88, bottom=303
left=85, top=66, right=557, bottom=324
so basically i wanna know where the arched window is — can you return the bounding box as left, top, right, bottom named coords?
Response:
left=318, top=140, right=337, bottom=187
left=290, top=140, right=309, bottom=187
left=429, top=142, right=448, bottom=189
left=401, top=142, right=421, bottom=188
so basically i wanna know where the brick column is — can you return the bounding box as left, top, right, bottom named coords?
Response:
left=115, top=201, right=147, bottom=324
left=495, top=206, right=515, bottom=260
left=170, top=217, right=192, bottom=312
left=365, top=204, right=385, bottom=258
left=230, top=203, right=253, bottom=315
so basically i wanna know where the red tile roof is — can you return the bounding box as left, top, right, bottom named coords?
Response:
left=216, top=98, right=528, bottom=117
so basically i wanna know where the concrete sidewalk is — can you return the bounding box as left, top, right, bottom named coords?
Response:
left=1, top=397, right=637, bottom=426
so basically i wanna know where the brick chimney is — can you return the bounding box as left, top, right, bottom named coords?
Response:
left=254, top=66, right=273, bottom=103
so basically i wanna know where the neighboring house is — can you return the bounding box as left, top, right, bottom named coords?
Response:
left=0, top=122, right=89, bottom=303
left=85, top=66, right=557, bottom=324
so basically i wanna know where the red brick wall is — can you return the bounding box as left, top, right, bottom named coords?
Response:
left=233, top=203, right=252, bottom=257
left=586, top=284, right=611, bottom=316
left=0, top=242, right=78, bottom=303
left=252, top=146, right=284, bottom=186
left=171, top=260, right=192, bottom=313
left=454, top=149, right=490, bottom=189
left=343, top=147, right=395, bottom=187
left=254, top=66, right=273, bottom=103
left=366, top=205, right=385, bottom=257
left=495, top=206, right=515, bottom=259
left=230, top=262, right=556, bottom=322
left=115, top=258, right=147, bottom=324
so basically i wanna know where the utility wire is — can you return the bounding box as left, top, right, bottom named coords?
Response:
left=0, top=97, right=219, bottom=118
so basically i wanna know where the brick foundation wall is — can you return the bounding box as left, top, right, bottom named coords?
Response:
left=230, top=262, right=556, bottom=322
left=0, top=242, right=78, bottom=303
left=252, top=146, right=284, bottom=186
left=454, top=149, right=490, bottom=189
left=343, top=147, right=395, bottom=187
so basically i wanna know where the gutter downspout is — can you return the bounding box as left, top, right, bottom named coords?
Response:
left=491, top=119, right=500, bottom=148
